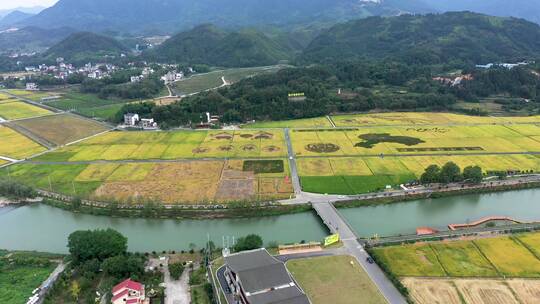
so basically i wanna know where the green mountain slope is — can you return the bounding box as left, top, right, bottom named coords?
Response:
left=301, top=12, right=540, bottom=64
left=44, top=32, right=128, bottom=61
left=149, top=26, right=292, bottom=67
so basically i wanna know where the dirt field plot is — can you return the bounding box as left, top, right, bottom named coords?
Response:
left=475, top=237, right=540, bottom=277
left=287, top=255, right=387, bottom=304
left=13, top=113, right=110, bottom=146
left=0, top=125, right=46, bottom=159
left=0, top=101, right=51, bottom=120
left=455, top=279, right=519, bottom=304
left=402, top=278, right=461, bottom=304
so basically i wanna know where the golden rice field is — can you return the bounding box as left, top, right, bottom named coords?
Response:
left=0, top=159, right=293, bottom=204
left=331, top=112, right=540, bottom=127
left=291, top=124, right=540, bottom=157
left=36, top=130, right=287, bottom=161
left=246, top=117, right=333, bottom=128
left=0, top=101, right=52, bottom=120
left=372, top=233, right=540, bottom=278
left=0, top=125, right=46, bottom=159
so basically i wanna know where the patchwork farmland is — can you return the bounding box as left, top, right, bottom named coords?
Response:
left=0, top=125, right=47, bottom=160
left=372, top=232, right=540, bottom=304
left=35, top=130, right=287, bottom=161
left=0, top=159, right=293, bottom=204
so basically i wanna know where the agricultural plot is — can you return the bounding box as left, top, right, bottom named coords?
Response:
left=0, top=101, right=51, bottom=120
left=290, top=125, right=540, bottom=157
left=297, top=154, right=540, bottom=195
left=246, top=117, right=333, bottom=128
left=373, top=233, right=540, bottom=279
left=0, top=125, right=46, bottom=159
left=46, top=92, right=128, bottom=121
left=36, top=130, right=287, bottom=161
left=287, top=255, right=387, bottom=304
left=171, top=66, right=284, bottom=96
left=1, top=159, right=293, bottom=204
left=13, top=113, right=110, bottom=146
left=5, top=89, right=59, bottom=101
left=403, top=278, right=540, bottom=304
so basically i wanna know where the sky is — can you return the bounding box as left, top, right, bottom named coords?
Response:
left=0, top=0, right=58, bottom=10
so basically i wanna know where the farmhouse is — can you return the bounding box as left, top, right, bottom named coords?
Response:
left=124, top=113, right=140, bottom=126
left=25, top=83, right=39, bottom=91
left=224, top=248, right=310, bottom=304
left=111, top=278, right=147, bottom=304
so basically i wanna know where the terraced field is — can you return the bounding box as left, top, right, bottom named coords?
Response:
left=0, top=159, right=293, bottom=204
left=0, top=125, right=46, bottom=159
left=36, top=130, right=287, bottom=161
left=0, top=101, right=51, bottom=120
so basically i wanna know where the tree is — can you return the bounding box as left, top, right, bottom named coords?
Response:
left=67, top=229, right=128, bottom=264
left=234, top=234, right=263, bottom=252
left=70, top=281, right=80, bottom=301
left=102, top=255, right=145, bottom=280
left=169, top=263, right=185, bottom=280
left=420, top=165, right=441, bottom=184
left=439, top=162, right=463, bottom=183
left=463, top=166, right=483, bottom=183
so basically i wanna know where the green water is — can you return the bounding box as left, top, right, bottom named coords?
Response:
left=2, top=189, right=540, bottom=253
left=0, top=204, right=328, bottom=253
left=341, top=189, right=540, bottom=238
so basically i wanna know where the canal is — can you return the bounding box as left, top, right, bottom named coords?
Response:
left=1, top=189, right=540, bottom=253
left=0, top=204, right=328, bottom=254
left=341, top=189, right=540, bottom=238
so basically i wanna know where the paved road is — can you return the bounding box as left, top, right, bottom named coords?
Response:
left=284, top=128, right=302, bottom=196
left=36, top=261, right=67, bottom=304
left=275, top=248, right=347, bottom=263
left=312, top=202, right=407, bottom=304
left=161, top=257, right=191, bottom=304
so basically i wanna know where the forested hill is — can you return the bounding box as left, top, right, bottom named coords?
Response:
left=301, top=12, right=540, bottom=64
left=147, top=25, right=293, bottom=67
left=44, top=32, right=128, bottom=62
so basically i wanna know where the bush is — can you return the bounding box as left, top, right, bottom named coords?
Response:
left=234, top=234, right=263, bottom=252
left=0, top=179, right=37, bottom=199
left=169, top=263, right=185, bottom=280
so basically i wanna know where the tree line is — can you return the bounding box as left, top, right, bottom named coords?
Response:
left=420, top=162, right=483, bottom=184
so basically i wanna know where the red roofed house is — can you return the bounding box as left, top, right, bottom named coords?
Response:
left=111, top=279, right=147, bottom=304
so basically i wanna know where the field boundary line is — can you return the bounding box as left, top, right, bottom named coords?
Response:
left=471, top=240, right=504, bottom=278
left=511, top=235, right=540, bottom=262
left=326, top=115, right=336, bottom=128
left=428, top=244, right=450, bottom=277
left=502, top=280, right=525, bottom=304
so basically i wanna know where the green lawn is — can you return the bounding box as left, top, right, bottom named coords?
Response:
left=300, top=174, right=415, bottom=195
left=287, top=255, right=387, bottom=304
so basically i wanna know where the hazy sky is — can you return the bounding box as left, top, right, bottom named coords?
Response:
left=0, top=0, right=58, bottom=10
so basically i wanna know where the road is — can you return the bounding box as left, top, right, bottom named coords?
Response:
left=36, top=261, right=67, bottom=304
left=162, top=257, right=191, bottom=304
left=312, top=202, right=407, bottom=304
left=284, top=128, right=302, bottom=196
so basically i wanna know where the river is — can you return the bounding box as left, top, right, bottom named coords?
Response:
left=0, top=204, right=328, bottom=254
left=341, top=189, right=540, bottom=238
left=1, top=189, right=540, bottom=253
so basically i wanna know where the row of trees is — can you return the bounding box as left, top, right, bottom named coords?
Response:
left=420, top=162, right=483, bottom=184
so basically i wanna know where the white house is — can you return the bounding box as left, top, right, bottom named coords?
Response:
left=124, top=113, right=140, bottom=126
left=25, top=83, right=38, bottom=91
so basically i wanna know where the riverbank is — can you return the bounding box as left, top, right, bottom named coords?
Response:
left=335, top=180, right=540, bottom=209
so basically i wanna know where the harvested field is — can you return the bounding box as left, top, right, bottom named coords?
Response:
left=454, top=279, right=519, bottom=304
left=13, top=113, right=110, bottom=145
left=0, top=125, right=46, bottom=159
left=507, top=279, right=540, bottom=304
left=0, top=101, right=51, bottom=120
left=402, top=278, right=461, bottom=304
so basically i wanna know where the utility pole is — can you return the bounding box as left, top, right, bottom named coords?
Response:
left=48, top=176, right=52, bottom=192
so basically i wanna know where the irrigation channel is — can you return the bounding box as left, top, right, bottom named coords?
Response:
left=1, top=188, right=540, bottom=253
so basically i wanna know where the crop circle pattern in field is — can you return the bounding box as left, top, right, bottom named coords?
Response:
left=218, top=145, right=234, bottom=151
left=193, top=147, right=210, bottom=154
left=213, top=133, right=233, bottom=140
left=305, top=143, right=341, bottom=153
left=263, top=146, right=281, bottom=152
left=253, top=132, right=274, bottom=140
left=241, top=144, right=257, bottom=151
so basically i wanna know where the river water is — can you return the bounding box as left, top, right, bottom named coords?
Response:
left=341, top=189, right=540, bottom=238
left=1, top=189, right=540, bottom=253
